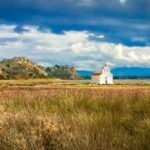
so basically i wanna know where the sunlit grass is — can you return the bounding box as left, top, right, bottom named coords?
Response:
left=0, top=86, right=150, bottom=150
left=0, top=78, right=150, bottom=87
left=0, top=78, right=70, bottom=86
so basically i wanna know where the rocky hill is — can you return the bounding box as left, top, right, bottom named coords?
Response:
left=0, top=57, right=80, bottom=80
left=45, top=65, right=81, bottom=80
left=0, top=57, right=47, bottom=79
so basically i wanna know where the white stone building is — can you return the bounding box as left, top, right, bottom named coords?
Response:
left=91, top=64, right=113, bottom=84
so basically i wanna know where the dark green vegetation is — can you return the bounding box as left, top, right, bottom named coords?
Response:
left=0, top=57, right=80, bottom=80
left=45, top=65, right=80, bottom=80
left=0, top=86, right=150, bottom=150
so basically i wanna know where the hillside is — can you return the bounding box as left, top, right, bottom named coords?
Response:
left=0, top=57, right=48, bottom=79
left=0, top=57, right=80, bottom=80
left=45, top=65, right=81, bottom=80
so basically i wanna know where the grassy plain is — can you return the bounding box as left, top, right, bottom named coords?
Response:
left=0, top=79, right=150, bottom=150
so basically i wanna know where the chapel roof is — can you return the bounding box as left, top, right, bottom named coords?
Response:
left=92, top=72, right=102, bottom=76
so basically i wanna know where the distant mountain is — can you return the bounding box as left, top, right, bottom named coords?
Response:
left=77, top=70, right=93, bottom=77
left=112, top=67, right=150, bottom=78
left=78, top=67, right=150, bottom=79
left=0, top=57, right=48, bottom=79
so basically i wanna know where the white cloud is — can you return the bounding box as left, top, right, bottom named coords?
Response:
left=119, top=0, right=127, bottom=5
left=78, top=0, right=94, bottom=6
left=0, top=24, right=150, bottom=70
left=132, top=37, right=146, bottom=42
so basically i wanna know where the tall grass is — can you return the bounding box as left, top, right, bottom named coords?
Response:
left=0, top=87, right=150, bottom=150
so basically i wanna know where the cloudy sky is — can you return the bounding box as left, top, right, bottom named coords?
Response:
left=0, top=0, right=150, bottom=70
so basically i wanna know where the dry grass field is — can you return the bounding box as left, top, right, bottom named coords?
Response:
left=0, top=79, right=150, bottom=150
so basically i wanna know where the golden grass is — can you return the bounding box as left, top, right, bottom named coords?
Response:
left=0, top=83, right=150, bottom=150
left=0, top=78, right=150, bottom=90
left=0, top=78, right=71, bottom=86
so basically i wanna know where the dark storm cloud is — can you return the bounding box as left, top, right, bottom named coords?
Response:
left=0, top=0, right=150, bottom=46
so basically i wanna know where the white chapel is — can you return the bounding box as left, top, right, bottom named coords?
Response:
left=91, top=64, right=113, bottom=84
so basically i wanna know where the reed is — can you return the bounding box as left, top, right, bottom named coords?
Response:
left=0, top=87, right=150, bottom=150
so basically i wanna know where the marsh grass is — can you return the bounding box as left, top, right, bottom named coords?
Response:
left=0, top=87, right=150, bottom=150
